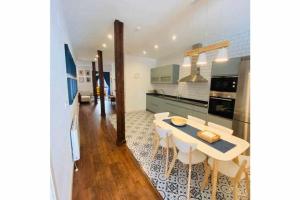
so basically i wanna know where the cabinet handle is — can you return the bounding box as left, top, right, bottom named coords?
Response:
left=210, top=96, right=233, bottom=101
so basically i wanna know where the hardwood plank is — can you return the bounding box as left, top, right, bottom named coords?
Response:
left=72, top=102, right=161, bottom=200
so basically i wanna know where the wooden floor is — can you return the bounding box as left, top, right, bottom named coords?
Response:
left=72, top=101, right=161, bottom=200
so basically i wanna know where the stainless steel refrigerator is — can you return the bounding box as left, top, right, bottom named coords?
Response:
left=232, top=56, right=250, bottom=155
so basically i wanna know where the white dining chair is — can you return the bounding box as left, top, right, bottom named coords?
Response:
left=166, top=135, right=207, bottom=200
left=236, top=154, right=250, bottom=198
left=207, top=122, right=234, bottom=135
left=187, top=115, right=206, bottom=125
left=204, top=122, right=249, bottom=199
left=151, top=121, right=174, bottom=175
left=202, top=155, right=250, bottom=200
left=154, top=112, right=170, bottom=120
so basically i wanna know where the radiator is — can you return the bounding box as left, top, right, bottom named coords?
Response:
left=70, top=116, right=80, bottom=161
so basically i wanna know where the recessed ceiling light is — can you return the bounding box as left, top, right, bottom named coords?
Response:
left=107, top=34, right=113, bottom=40
left=135, top=26, right=141, bottom=31
left=95, top=55, right=99, bottom=58
left=143, top=50, right=147, bottom=55
left=94, top=58, right=97, bottom=61
left=172, top=35, right=177, bottom=41
left=102, top=43, right=107, bottom=48
left=154, top=44, right=159, bottom=49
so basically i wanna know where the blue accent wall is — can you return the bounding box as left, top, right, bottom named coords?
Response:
left=64, top=44, right=77, bottom=105
left=64, top=44, right=77, bottom=77
left=103, top=72, right=110, bottom=95
left=67, top=78, right=78, bottom=104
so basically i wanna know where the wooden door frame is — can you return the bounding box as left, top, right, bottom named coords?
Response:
left=97, top=50, right=106, bottom=117
left=92, top=61, right=97, bottom=104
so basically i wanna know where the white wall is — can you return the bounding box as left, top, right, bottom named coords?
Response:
left=76, top=60, right=113, bottom=95
left=50, top=0, right=77, bottom=199
left=124, top=55, right=156, bottom=112
left=76, top=60, right=93, bottom=95
left=111, top=63, right=116, bottom=96
left=153, top=0, right=250, bottom=101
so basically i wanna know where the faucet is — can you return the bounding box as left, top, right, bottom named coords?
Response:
left=159, top=89, right=165, bottom=97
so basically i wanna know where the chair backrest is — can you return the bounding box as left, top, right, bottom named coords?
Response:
left=172, top=135, right=197, bottom=153
left=207, top=122, right=233, bottom=135
left=154, top=112, right=170, bottom=120
left=187, top=115, right=206, bottom=125
left=155, top=126, right=171, bottom=139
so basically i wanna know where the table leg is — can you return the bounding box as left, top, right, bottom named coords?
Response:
left=211, top=159, right=219, bottom=200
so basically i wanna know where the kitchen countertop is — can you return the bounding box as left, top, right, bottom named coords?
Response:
left=146, top=93, right=208, bottom=108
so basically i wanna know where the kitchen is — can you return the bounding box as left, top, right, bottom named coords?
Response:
left=53, top=0, right=251, bottom=199
left=147, top=55, right=250, bottom=148
left=4, top=0, right=298, bottom=198
left=109, top=11, right=250, bottom=197
left=134, top=47, right=250, bottom=199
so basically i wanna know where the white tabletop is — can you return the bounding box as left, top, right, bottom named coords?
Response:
left=154, top=118, right=249, bottom=161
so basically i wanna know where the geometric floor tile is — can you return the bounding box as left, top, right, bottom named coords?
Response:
left=109, top=111, right=249, bottom=200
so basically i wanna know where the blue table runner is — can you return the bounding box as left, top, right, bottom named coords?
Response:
left=163, top=119, right=236, bottom=153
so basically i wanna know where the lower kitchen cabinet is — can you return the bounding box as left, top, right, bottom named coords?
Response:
left=146, top=95, right=208, bottom=120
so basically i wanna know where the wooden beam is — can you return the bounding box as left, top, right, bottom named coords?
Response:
left=97, top=50, right=106, bottom=117
left=114, top=19, right=126, bottom=146
left=92, top=61, right=97, bottom=104
left=185, top=40, right=230, bottom=57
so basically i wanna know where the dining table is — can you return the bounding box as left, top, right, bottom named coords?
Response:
left=154, top=117, right=250, bottom=200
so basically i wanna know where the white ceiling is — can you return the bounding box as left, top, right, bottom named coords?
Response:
left=61, top=0, right=249, bottom=65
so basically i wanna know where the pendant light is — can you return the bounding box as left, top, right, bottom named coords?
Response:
left=215, top=0, right=228, bottom=62
left=215, top=47, right=228, bottom=62
left=182, top=56, right=191, bottom=67
left=197, top=53, right=207, bottom=65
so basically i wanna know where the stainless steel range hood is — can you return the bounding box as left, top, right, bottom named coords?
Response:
left=179, top=43, right=208, bottom=83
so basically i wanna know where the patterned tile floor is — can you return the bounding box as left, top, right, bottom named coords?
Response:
left=109, top=111, right=248, bottom=200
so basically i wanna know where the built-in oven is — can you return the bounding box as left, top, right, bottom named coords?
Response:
left=210, top=76, right=238, bottom=93
left=208, top=92, right=236, bottom=119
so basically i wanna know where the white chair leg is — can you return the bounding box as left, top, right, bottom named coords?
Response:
left=201, top=159, right=210, bottom=191
left=165, top=136, right=169, bottom=175
left=211, top=159, right=219, bottom=200
left=166, top=146, right=177, bottom=178
left=233, top=180, right=239, bottom=200
left=151, top=138, right=159, bottom=161
left=244, top=169, right=250, bottom=198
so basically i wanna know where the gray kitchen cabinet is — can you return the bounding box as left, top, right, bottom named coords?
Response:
left=146, top=95, right=161, bottom=113
left=164, top=99, right=207, bottom=120
left=211, top=57, right=241, bottom=76
left=150, top=68, right=160, bottom=83
left=146, top=95, right=208, bottom=121
left=150, top=64, right=179, bottom=84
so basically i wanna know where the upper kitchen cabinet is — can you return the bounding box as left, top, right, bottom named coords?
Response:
left=211, top=57, right=241, bottom=76
left=151, top=64, right=179, bottom=84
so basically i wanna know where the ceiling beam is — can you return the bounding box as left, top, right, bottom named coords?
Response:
left=185, top=40, right=230, bottom=56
